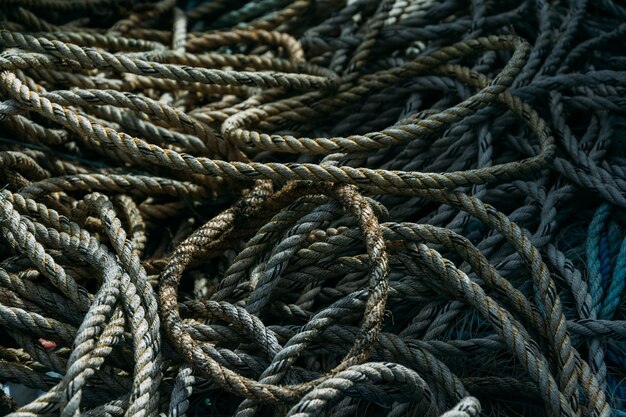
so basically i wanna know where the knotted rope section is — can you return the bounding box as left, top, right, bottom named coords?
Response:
left=0, top=1, right=624, bottom=417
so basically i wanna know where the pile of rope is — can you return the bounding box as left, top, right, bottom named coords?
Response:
left=0, top=0, right=625, bottom=416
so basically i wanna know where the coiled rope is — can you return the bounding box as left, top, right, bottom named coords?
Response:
left=0, top=1, right=624, bottom=417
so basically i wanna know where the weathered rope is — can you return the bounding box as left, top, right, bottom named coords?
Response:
left=0, top=1, right=625, bottom=417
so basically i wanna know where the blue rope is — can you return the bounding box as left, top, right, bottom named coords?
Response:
left=586, top=204, right=612, bottom=308
left=608, top=221, right=622, bottom=273
left=208, top=0, right=293, bottom=29
left=601, top=233, right=626, bottom=319
left=600, top=230, right=612, bottom=292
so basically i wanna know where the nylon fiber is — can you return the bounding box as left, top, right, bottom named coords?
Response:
left=0, top=1, right=624, bottom=417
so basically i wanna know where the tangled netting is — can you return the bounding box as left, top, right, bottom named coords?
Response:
left=0, top=0, right=625, bottom=416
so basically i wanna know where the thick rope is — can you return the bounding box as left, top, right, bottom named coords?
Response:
left=0, top=1, right=625, bottom=417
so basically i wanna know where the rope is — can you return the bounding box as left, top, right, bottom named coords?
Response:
left=0, top=1, right=624, bottom=417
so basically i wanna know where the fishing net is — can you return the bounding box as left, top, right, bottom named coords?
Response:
left=0, top=1, right=625, bottom=417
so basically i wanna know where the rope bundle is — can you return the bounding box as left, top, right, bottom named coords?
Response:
left=0, top=1, right=624, bottom=417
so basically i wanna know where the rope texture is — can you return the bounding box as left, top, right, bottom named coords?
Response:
left=0, top=1, right=624, bottom=417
